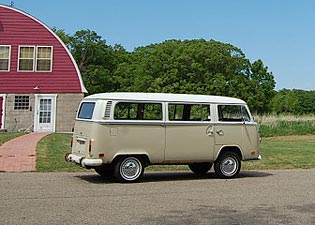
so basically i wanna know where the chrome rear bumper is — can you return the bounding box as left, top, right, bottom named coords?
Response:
left=65, top=153, right=103, bottom=167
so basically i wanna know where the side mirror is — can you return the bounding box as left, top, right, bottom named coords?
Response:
left=242, top=116, right=250, bottom=124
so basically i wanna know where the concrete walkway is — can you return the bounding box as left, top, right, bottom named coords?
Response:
left=0, top=133, right=49, bottom=172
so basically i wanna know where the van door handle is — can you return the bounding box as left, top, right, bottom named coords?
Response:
left=206, top=129, right=214, bottom=136
left=216, top=130, right=224, bottom=135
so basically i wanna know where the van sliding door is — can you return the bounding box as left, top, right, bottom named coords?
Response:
left=110, top=102, right=166, bottom=163
left=164, top=103, right=215, bottom=163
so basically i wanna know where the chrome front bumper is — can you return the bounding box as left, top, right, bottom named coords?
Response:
left=65, top=153, right=103, bottom=167
left=248, top=155, right=262, bottom=161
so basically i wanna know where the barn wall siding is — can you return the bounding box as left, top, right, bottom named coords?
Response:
left=0, top=5, right=84, bottom=94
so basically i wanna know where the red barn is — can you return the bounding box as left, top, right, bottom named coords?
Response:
left=0, top=4, right=87, bottom=132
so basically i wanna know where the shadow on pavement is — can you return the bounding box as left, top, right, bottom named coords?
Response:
left=76, top=170, right=272, bottom=184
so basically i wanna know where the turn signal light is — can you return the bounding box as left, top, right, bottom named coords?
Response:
left=89, top=139, right=94, bottom=154
left=250, top=150, right=256, bottom=155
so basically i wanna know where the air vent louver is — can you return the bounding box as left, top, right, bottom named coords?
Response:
left=104, top=101, right=112, bottom=119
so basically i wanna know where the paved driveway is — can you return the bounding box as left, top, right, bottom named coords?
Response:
left=0, top=132, right=49, bottom=172
left=0, top=169, right=314, bottom=225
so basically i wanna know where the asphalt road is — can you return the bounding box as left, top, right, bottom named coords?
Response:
left=0, top=169, right=314, bottom=225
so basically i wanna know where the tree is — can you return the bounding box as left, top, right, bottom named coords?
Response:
left=67, top=30, right=119, bottom=94
left=270, top=89, right=297, bottom=113
left=270, top=89, right=315, bottom=114
left=51, top=27, right=71, bottom=47
left=69, top=30, right=114, bottom=72
left=247, top=60, right=276, bottom=113
left=115, top=39, right=276, bottom=113
left=54, top=28, right=276, bottom=112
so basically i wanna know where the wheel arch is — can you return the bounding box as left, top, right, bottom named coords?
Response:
left=215, top=145, right=243, bottom=162
left=112, top=153, right=150, bottom=167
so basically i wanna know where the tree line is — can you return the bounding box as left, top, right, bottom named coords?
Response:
left=271, top=89, right=315, bottom=114
left=53, top=28, right=315, bottom=114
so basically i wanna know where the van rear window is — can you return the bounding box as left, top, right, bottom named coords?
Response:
left=78, top=102, right=95, bottom=119
left=168, top=104, right=210, bottom=121
left=114, top=102, right=162, bottom=120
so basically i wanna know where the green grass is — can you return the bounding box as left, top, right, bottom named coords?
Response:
left=0, top=132, right=25, bottom=146
left=243, top=135, right=315, bottom=170
left=36, top=133, right=86, bottom=172
left=256, top=114, right=315, bottom=137
left=259, top=120, right=315, bottom=137
left=35, top=133, right=315, bottom=172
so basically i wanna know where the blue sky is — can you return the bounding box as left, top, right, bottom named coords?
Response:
left=3, top=0, right=315, bottom=90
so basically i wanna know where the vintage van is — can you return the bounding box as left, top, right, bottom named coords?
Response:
left=66, top=92, right=261, bottom=182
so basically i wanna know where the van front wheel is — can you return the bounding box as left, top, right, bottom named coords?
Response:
left=189, top=163, right=212, bottom=175
left=214, top=151, right=241, bottom=179
left=114, top=156, right=144, bottom=183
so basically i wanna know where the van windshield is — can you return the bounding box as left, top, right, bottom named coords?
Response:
left=78, top=102, right=95, bottom=119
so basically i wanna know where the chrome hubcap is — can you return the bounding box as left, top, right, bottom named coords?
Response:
left=120, top=158, right=141, bottom=180
left=220, top=156, right=238, bottom=176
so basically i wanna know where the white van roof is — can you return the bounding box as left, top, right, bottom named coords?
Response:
left=84, top=92, right=246, bottom=104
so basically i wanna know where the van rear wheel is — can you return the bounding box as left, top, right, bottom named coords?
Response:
left=189, top=163, right=212, bottom=175
left=214, top=151, right=241, bottom=179
left=114, top=156, right=144, bottom=183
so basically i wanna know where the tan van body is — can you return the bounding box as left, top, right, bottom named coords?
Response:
left=66, top=92, right=261, bottom=182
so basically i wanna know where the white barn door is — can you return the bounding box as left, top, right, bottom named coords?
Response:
left=34, top=94, right=56, bottom=132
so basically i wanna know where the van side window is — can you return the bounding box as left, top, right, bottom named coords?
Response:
left=218, top=105, right=250, bottom=122
left=78, top=102, right=95, bottom=119
left=168, top=104, right=210, bottom=121
left=114, top=102, right=162, bottom=120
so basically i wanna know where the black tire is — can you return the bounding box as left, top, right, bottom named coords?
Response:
left=94, top=165, right=114, bottom=177
left=214, top=151, right=241, bottom=179
left=188, top=163, right=212, bottom=175
left=114, top=156, right=144, bottom=183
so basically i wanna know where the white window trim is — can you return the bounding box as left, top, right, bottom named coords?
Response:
left=35, top=46, right=53, bottom=72
left=0, top=45, right=11, bottom=72
left=0, top=94, right=6, bottom=129
left=18, top=45, right=35, bottom=72
left=18, top=45, right=53, bottom=72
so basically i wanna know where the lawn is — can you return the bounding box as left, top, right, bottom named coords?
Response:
left=243, top=135, right=315, bottom=170
left=0, top=132, right=25, bottom=146
left=35, top=133, right=315, bottom=172
left=36, top=133, right=86, bottom=172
